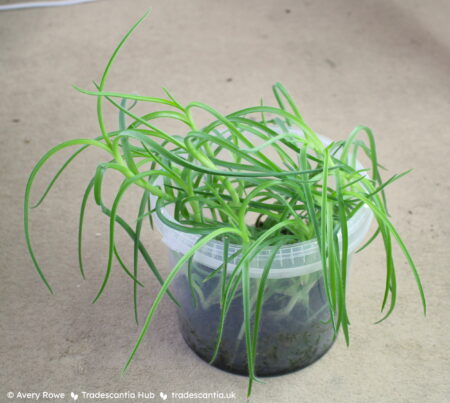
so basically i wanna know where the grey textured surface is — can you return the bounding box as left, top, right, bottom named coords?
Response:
left=1, top=1, right=449, bottom=402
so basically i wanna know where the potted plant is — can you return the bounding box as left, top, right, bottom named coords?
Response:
left=24, top=12, right=426, bottom=398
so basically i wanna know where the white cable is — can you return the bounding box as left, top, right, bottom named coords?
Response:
left=0, top=0, right=96, bottom=11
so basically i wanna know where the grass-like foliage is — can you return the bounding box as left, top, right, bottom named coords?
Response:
left=24, top=11, right=426, bottom=398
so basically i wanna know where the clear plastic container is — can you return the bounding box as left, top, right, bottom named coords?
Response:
left=159, top=202, right=372, bottom=376
left=154, top=133, right=373, bottom=376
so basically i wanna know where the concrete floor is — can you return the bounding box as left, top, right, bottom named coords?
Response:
left=1, top=0, right=449, bottom=402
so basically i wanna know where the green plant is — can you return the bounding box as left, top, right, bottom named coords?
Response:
left=24, top=12, right=426, bottom=398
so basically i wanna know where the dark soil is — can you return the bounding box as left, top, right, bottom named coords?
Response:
left=172, top=262, right=335, bottom=377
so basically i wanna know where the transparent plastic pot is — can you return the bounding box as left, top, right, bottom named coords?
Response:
left=153, top=134, right=373, bottom=376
